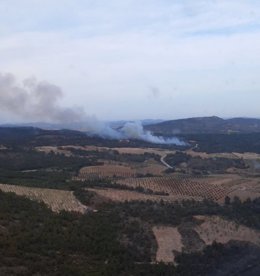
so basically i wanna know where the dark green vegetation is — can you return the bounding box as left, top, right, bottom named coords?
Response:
left=0, top=127, right=260, bottom=275
left=0, top=190, right=137, bottom=275
left=182, top=133, right=260, bottom=153
left=146, top=116, right=260, bottom=135
left=0, top=127, right=183, bottom=149
left=165, top=151, right=247, bottom=174
left=0, top=147, right=99, bottom=189
left=145, top=116, right=260, bottom=153
left=0, top=190, right=259, bottom=275
left=3, top=126, right=260, bottom=154
left=0, top=145, right=161, bottom=191
left=175, top=241, right=260, bottom=276
left=69, top=147, right=161, bottom=163
left=110, top=197, right=260, bottom=230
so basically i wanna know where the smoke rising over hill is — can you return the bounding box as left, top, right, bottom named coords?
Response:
left=120, top=121, right=185, bottom=145
left=0, top=72, right=184, bottom=145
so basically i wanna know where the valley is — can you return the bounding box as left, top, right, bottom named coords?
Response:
left=0, top=126, right=259, bottom=275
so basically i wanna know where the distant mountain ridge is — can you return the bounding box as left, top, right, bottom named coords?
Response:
left=0, top=119, right=165, bottom=131
left=145, top=116, right=260, bottom=135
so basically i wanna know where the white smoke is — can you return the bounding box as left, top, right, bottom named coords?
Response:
left=0, top=72, right=185, bottom=145
left=119, top=121, right=185, bottom=145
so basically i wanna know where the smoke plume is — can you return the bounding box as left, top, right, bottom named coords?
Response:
left=120, top=121, right=185, bottom=145
left=0, top=72, right=185, bottom=145
left=0, top=73, right=85, bottom=123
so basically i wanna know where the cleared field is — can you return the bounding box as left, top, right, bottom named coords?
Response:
left=118, top=175, right=245, bottom=201
left=233, top=152, right=260, bottom=159
left=186, top=150, right=260, bottom=160
left=37, top=145, right=260, bottom=161
left=224, top=179, right=260, bottom=202
left=0, top=184, right=88, bottom=213
left=111, top=147, right=174, bottom=156
left=35, top=146, right=72, bottom=156
left=194, top=215, right=260, bottom=246
left=86, top=188, right=201, bottom=203
left=185, top=150, right=239, bottom=159
left=36, top=145, right=175, bottom=157
left=76, top=165, right=136, bottom=180
left=152, top=216, right=260, bottom=264
left=153, top=226, right=183, bottom=263
left=135, top=163, right=166, bottom=175
left=63, top=145, right=174, bottom=156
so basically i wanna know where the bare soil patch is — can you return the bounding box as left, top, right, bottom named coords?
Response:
left=224, top=179, right=260, bottom=202
left=37, top=145, right=175, bottom=157
left=153, top=226, right=183, bottom=263
left=112, top=147, right=174, bottom=156
left=194, top=215, right=260, bottom=247
left=35, top=146, right=72, bottom=156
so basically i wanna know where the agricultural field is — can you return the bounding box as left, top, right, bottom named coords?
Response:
left=185, top=150, right=241, bottom=159
left=111, top=147, right=174, bottom=156
left=134, top=161, right=166, bottom=175
left=75, top=160, right=166, bottom=181
left=1, top=126, right=260, bottom=275
left=76, top=164, right=136, bottom=180
left=223, top=181, right=260, bottom=202
left=36, top=145, right=174, bottom=156
left=0, top=183, right=88, bottom=213
left=194, top=215, right=260, bottom=246
left=117, top=175, right=245, bottom=201
left=36, top=144, right=260, bottom=203
left=35, top=146, right=73, bottom=156
left=85, top=188, right=201, bottom=203
left=153, top=215, right=260, bottom=264
left=153, top=226, right=183, bottom=263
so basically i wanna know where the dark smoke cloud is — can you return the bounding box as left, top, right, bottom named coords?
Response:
left=0, top=72, right=85, bottom=123
left=0, top=72, right=186, bottom=145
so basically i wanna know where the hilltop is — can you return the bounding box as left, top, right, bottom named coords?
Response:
left=145, top=116, right=260, bottom=135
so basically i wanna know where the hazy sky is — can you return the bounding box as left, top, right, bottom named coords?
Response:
left=0, top=0, right=260, bottom=121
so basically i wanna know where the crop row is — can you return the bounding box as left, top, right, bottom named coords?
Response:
left=0, top=184, right=88, bottom=213
left=76, top=165, right=136, bottom=180
left=118, top=176, right=231, bottom=201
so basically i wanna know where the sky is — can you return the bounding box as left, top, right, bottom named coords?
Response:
left=0, top=0, right=260, bottom=122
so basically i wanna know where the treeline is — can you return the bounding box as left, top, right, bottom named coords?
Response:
left=110, top=197, right=260, bottom=230
left=69, top=147, right=161, bottom=163
left=165, top=151, right=247, bottom=174
left=0, top=190, right=155, bottom=275
left=0, top=148, right=98, bottom=172
left=0, top=147, right=100, bottom=189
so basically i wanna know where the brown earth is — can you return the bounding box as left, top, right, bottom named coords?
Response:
left=153, top=215, right=260, bottom=264
left=76, top=164, right=136, bottom=180
left=0, top=184, right=88, bottom=213
left=118, top=175, right=235, bottom=201
left=153, top=226, right=183, bottom=263
left=194, top=215, right=260, bottom=246
left=35, top=146, right=73, bottom=156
